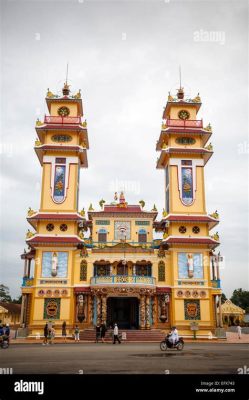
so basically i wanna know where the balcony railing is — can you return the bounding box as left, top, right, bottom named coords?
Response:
left=164, top=119, right=203, bottom=129
left=90, top=275, right=156, bottom=285
left=22, top=277, right=34, bottom=287
left=44, top=116, right=81, bottom=124
left=211, top=279, right=221, bottom=289
left=84, top=240, right=160, bottom=249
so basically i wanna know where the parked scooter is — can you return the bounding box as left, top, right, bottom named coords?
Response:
left=160, top=333, right=184, bottom=351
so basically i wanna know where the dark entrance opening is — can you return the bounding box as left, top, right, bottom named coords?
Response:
left=107, top=297, right=139, bottom=329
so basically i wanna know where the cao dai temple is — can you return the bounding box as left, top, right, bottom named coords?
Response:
left=20, top=82, right=223, bottom=339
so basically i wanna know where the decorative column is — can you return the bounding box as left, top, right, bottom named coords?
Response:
left=211, top=255, right=216, bottom=280
left=215, top=295, right=219, bottom=327
left=133, top=264, right=136, bottom=276
left=89, top=295, right=93, bottom=324
left=152, top=295, right=157, bottom=327
left=101, top=295, right=107, bottom=323
left=23, top=258, right=28, bottom=278
left=27, top=259, right=31, bottom=278
left=218, top=295, right=223, bottom=327
left=97, top=295, right=101, bottom=325
left=140, top=295, right=146, bottom=329
left=145, top=296, right=151, bottom=329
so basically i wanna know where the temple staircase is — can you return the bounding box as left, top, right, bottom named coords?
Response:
left=79, top=328, right=166, bottom=342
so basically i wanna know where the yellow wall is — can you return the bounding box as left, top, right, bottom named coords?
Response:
left=168, top=105, right=197, bottom=120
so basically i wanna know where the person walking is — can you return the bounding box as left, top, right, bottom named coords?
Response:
left=74, top=325, right=80, bottom=342
left=237, top=324, right=242, bottom=339
left=113, top=323, right=121, bottom=344
left=95, top=323, right=101, bottom=343
left=100, top=321, right=107, bottom=343
left=43, top=323, right=48, bottom=345
left=62, top=321, right=67, bottom=342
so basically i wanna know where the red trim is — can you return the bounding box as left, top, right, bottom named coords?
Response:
left=26, top=236, right=83, bottom=244
left=164, top=237, right=219, bottom=245
left=44, top=116, right=81, bottom=124
left=103, top=205, right=142, bottom=213
left=27, top=213, right=83, bottom=221
left=156, top=287, right=171, bottom=294
left=165, top=215, right=218, bottom=223
left=74, top=287, right=91, bottom=293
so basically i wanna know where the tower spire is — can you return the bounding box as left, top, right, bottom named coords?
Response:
left=177, top=65, right=184, bottom=100
left=62, top=63, right=70, bottom=96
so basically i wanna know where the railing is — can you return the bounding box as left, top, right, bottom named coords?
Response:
left=164, top=119, right=203, bottom=128
left=211, top=279, right=221, bottom=289
left=84, top=240, right=160, bottom=249
left=44, top=116, right=81, bottom=124
left=22, top=277, right=34, bottom=287
left=90, top=275, right=156, bottom=285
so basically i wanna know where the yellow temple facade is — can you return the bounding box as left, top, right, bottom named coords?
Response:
left=20, top=83, right=223, bottom=339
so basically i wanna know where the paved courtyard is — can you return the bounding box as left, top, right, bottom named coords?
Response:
left=1, top=342, right=248, bottom=374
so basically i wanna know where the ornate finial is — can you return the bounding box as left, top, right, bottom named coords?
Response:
left=27, top=207, right=36, bottom=217
left=205, top=142, right=213, bottom=151
left=62, top=82, right=70, bottom=96
left=80, top=139, right=87, bottom=148
left=73, top=89, right=81, bottom=99
left=151, top=204, right=157, bottom=212
left=212, top=232, right=220, bottom=241
left=119, top=191, right=125, bottom=204
left=161, top=122, right=167, bottom=130
left=177, top=87, right=184, bottom=100
left=204, top=123, right=212, bottom=132
left=139, top=200, right=145, bottom=209
left=36, top=118, right=43, bottom=127
left=193, top=93, right=201, bottom=103
left=114, top=192, right=118, bottom=201
left=81, top=119, right=87, bottom=127
left=26, top=229, right=34, bottom=239
left=162, top=141, right=168, bottom=149
left=210, top=210, right=219, bottom=219
left=79, top=230, right=84, bottom=240
left=46, top=88, right=55, bottom=98
left=35, top=138, right=41, bottom=147
left=162, top=208, right=168, bottom=217
left=168, top=92, right=174, bottom=101
left=79, top=208, right=85, bottom=217
left=99, top=199, right=105, bottom=209
left=88, top=203, right=94, bottom=211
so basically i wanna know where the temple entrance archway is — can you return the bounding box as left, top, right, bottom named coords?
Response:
left=107, top=297, right=139, bottom=329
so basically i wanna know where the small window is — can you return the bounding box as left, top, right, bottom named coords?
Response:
left=98, top=228, right=107, bottom=243
left=179, top=226, right=187, bottom=234
left=80, top=260, right=87, bottom=281
left=192, top=226, right=200, bottom=234
left=158, top=261, right=165, bottom=281
left=138, top=229, right=147, bottom=243
left=60, top=224, right=68, bottom=232
left=46, top=223, right=54, bottom=232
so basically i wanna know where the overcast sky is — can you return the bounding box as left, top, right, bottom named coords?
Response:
left=0, top=0, right=248, bottom=298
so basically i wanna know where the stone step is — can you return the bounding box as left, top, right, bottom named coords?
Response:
left=79, top=329, right=166, bottom=342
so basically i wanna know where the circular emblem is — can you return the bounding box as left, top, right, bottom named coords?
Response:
left=192, top=290, right=199, bottom=298
left=200, top=290, right=207, bottom=298
left=177, top=290, right=184, bottom=297
left=46, top=289, right=52, bottom=296
left=179, top=226, right=187, bottom=234
left=38, top=289, right=45, bottom=297
left=61, top=289, right=68, bottom=296
left=185, top=290, right=191, bottom=298
left=57, top=106, right=70, bottom=117
left=178, top=110, right=190, bottom=120
left=54, top=289, right=60, bottom=297
left=192, top=226, right=200, bottom=234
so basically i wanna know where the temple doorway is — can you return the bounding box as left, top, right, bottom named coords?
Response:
left=107, top=297, right=139, bottom=329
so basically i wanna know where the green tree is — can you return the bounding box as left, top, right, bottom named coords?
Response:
left=230, top=288, right=249, bottom=313
left=12, top=295, right=22, bottom=304
left=221, top=293, right=227, bottom=304
left=0, top=284, right=12, bottom=303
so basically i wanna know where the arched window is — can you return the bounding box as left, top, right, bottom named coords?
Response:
left=98, top=228, right=107, bottom=243
left=158, top=261, right=165, bottom=282
left=80, top=260, right=87, bottom=281
left=138, top=229, right=147, bottom=243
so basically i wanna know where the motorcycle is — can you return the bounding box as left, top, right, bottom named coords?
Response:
left=160, top=333, right=184, bottom=351
left=0, top=335, right=9, bottom=349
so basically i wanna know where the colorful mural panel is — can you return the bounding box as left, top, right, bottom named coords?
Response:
left=53, top=165, right=66, bottom=202
left=42, top=252, right=68, bottom=278
left=43, top=298, right=61, bottom=320
left=184, top=300, right=201, bottom=320
left=181, top=167, right=193, bottom=205
left=178, top=253, right=203, bottom=279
